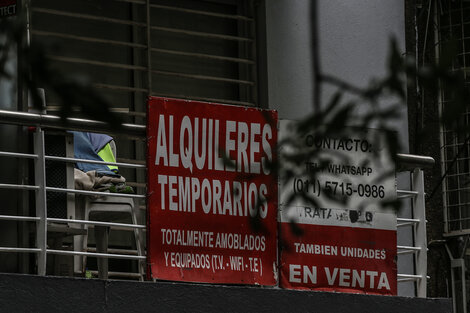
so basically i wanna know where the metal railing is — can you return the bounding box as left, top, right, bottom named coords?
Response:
left=30, top=0, right=258, bottom=109
left=396, top=154, right=434, bottom=298
left=0, top=109, right=146, bottom=278
left=0, top=109, right=432, bottom=295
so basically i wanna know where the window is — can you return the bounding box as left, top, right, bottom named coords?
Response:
left=438, top=0, right=470, bottom=235
left=29, top=0, right=258, bottom=189
left=30, top=0, right=258, bottom=113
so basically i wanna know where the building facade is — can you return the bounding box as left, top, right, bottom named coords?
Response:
left=0, top=0, right=458, bottom=310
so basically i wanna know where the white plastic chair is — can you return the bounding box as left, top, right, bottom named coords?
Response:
left=79, top=195, right=144, bottom=280
left=73, top=138, right=144, bottom=280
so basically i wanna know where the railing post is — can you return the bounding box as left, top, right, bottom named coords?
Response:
left=412, top=168, right=427, bottom=297
left=34, top=128, right=47, bottom=275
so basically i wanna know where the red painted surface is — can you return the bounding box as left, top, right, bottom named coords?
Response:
left=0, top=0, right=16, bottom=5
left=147, top=97, right=278, bottom=285
left=279, top=223, right=397, bottom=295
left=277, top=121, right=397, bottom=295
left=0, top=0, right=16, bottom=17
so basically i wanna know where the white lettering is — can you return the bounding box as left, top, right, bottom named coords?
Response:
left=180, top=116, right=193, bottom=172
left=250, top=123, right=261, bottom=174
left=325, top=267, right=338, bottom=285
left=194, top=118, right=206, bottom=170
left=155, top=115, right=168, bottom=166
left=168, top=175, right=177, bottom=211
left=289, top=264, right=301, bottom=283
left=237, top=122, right=249, bottom=173
left=225, top=121, right=236, bottom=171
left=261, top=123, right=272, bottom=175
left=157, top=175, right=167, bottom=210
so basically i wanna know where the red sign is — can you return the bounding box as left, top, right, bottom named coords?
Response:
left=0, top=0, right=16, bottom=17
left=280, top=224, right=396, bottom=294
left=147, top=97, right=278, bottom=285
left=278, top=122, right=397, bottom=295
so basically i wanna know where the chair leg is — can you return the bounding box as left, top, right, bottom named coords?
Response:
left=50, top=237, right=63, bottom=275
left=95, top=226, right=110, bottom=280
left=75, top=196, right=87, bottom=275
left=131, top=209, right=144, bottom=281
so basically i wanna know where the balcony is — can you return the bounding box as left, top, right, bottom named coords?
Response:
left=0, top=109, right=450, bottom=312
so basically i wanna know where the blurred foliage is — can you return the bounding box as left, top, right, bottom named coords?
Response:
left=1, top=8, right=468, bottom=218
left=278, top=33, right=469, bottom=217
left=0, top=13, right=123, bottom=129
left=278, top=38, right=405, bottom=216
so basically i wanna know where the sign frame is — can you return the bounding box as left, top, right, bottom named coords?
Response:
left=146, top=97, right=279, bottom=286
left=278, top=120, right=397, bottom=295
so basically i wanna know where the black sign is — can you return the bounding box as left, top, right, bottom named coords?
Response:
left=0, top=0, right=16, bottom=18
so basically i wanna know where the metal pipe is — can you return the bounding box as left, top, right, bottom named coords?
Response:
left=85, top=270, right=142, bottom=279
left=397, top=273, right=426, bottom=280
left=45, top=155, right=146, bottom=169
left=397, top=190, right=419, bottom=200
left=0, top=151, right=38, bottom=159
left=0, top=247, right=41, bottom=253
left=47, top=249, right=146, bottom=260
left=412, top=169, right=428, bottom=298
left=45, top=186, right=146, bottom=199
left=32, top=7, right=146, bottom=27
left=397, top=222, right=416, bottom=227
left=151, top=47, right=254, bottom=64
left=32, top=30, right=147, bottom=49
left=0, top=184, right=39, bottom=191
left=86, top=247, right=139, bottom=255
left=397, top=245, right=422, bottom=251
left=0, top=109, right=146, bottom=137
left=398, top=278, right=419, bottom=283
left=155, top=92, right=256, bottom=107
left=151, top=69, right=255, bottom=85
left=397, top=246, right=423, bottom=255
left=48, top=55, right=148, bottom=71
left=149, top=3, right=254, bottom=21
left=93, top=83, right=148, bottom=93
left=34, top=129, right=47, bottom=276
left=0, top=215, right=41, bottom=222
left=87, top=225, right=147, bottom=232
left=0, top=116, right=438, bottom=160
left=397, top=190, right=419, bottom=196
left=115, top=0, right=145, bottom=4
left=47, top=217, right=146, bottom=229
left=150, top=25, right=253, bottom=42
left=397, top=218, right=420, bottom=223
left=396, top=153, right=435, bottom=171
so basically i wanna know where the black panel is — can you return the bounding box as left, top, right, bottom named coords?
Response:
left=45, top=133, right=67, bottom=219
left=0, top=273, right=452, bottom=313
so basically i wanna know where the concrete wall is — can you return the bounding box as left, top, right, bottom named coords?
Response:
left=263, top=0, right=415, bottom=297
left=0, top=273, right=451, bottom=313
left=264, top=0, right=313, bottom=120
left=265, top=0, right=407, bottom=148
